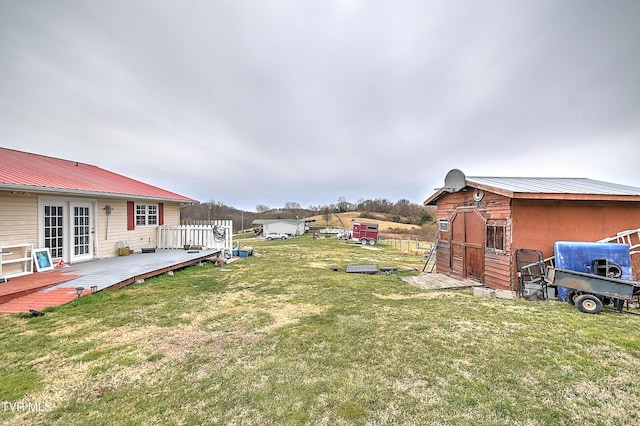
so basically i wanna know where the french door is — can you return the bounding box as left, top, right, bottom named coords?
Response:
left=41, top=199, right=95, bottom=263
left=70, top=201, right=94, bottom=262
left=43, top=204, right=65, bottom=259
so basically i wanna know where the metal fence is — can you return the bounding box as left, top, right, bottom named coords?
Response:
left=379, top=237, right=434, bottom=256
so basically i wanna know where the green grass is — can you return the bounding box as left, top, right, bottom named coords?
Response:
left=1, top=234, right=640, bottom=425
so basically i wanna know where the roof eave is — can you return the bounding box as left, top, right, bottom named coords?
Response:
left=466, top=182, right=515, bottom=198
left=423, top=188, right=447, bottom=206
left=252, top=219, right=301, bottom=224
left=424, top=183, right=640, bottom=205
left=512, top=193, right=640, bottom=202
left=0, top=184, right=196, bottom=203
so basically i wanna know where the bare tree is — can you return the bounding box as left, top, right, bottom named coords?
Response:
left=321, top=205, right=332, bottom=226
left=205, top=199, right=225, bottom=220
left=255, top=204, right=270, bottom=213
left=284, top=201, right=301, bottom=209
left=395, top=198, right=413, bottom=217
left=336, top=196, right=355, bottom=212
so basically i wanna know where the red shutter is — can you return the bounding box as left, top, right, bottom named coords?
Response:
left=127, top=201, right=135, bottom=230
left=158, top=203, right=164, bottom=225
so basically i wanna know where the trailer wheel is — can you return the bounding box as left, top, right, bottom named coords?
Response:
left=360, top=238, right=368, bottom=245
left=567, top=291, right=582, bottom=305
left=575, top=294, right=603, bottom=314
left=368, top=239, right=376, bottom=245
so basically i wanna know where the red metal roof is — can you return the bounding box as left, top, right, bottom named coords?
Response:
left=0, top=147, right=195, bottom=202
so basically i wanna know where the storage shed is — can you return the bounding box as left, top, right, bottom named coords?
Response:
left=424, top=169, right=640, bottom=290
left=252, top=219, right=306, bottom=237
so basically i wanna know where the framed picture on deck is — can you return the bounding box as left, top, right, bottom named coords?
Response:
left=33, top=248, right=54, bottom=272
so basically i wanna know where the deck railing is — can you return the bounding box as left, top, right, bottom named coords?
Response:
left=157, top=221, right=233, bottom=252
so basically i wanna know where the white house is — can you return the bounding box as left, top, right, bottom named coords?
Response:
left=0, top=147, right=196, bottom=277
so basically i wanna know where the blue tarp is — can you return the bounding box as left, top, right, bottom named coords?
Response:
left=554, top=241, right=632, bottom=301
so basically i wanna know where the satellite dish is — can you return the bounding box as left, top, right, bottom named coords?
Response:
left=444, top=169, right=466, bottom=193
left=473, top=189, right=484, bottom=201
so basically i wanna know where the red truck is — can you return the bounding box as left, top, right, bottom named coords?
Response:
left=351, top=222, right=379, bottom=245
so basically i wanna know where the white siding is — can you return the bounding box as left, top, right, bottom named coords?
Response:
left=0, top=192, right=38, bottom=276
left=264, top=222, right=304, bottom=236
left=0, top=191, right=38, bottom=246
left=96, top=199, right=182, bottom=257
left=1, top=191, right=185, bottom=263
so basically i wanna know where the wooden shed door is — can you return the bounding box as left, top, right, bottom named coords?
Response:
left=450, top=209, right=485, bottom=282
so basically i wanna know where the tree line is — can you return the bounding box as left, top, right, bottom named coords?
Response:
left=181, top=197, right=434, bottom=233
left=312, top=197, right=434, bottom=226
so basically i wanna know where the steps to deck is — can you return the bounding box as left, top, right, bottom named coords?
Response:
left=0, top=287, right=90, bottom=313
left=0, top=270, right=82, bottom=303
left=0, top=270, right=84, bottom=313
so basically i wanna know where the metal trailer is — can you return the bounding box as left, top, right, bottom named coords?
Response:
left=351, top=222, right=379, bottom=245
left=545, top=267, right=640, bottom=314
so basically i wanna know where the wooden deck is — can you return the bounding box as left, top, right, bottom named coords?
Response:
left=401, top=272, right=482, bottom=290
left=0, top=249, right=222, bottom=314
left=0, top=269, right=83, bottom=304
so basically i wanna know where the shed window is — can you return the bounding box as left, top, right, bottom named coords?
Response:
left=438, top=219, right=449, bottom=232
left=486, top=225, right=505, bottom=251
left=135, top=204, right=158, bottom=226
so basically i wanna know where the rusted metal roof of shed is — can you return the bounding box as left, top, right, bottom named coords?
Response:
left=424, top=171, right=640, bottom=205
left=467, top=177, right=640, bottom=196
left=252, top=219, right=302, bottom=225
left=0, top=147, right=195, bottom=202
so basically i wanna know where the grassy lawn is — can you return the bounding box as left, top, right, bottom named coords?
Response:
left=1, top=234, right=640, bottom=425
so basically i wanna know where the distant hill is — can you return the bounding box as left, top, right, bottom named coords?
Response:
left=304, top=212, right=435, bottom=240
left=181, top=203, right=258, bottom=233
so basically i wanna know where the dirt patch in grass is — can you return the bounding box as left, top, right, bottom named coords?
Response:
left=305, top=261, right=331, bottom=269
left=258, top=302, right=326, bottom=333
left=373, top=291, right=460, bottom=300
left=100, top=325, right=222, bottom=361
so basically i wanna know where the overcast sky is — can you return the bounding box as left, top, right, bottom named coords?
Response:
left=1, top=1, right=639, bottom=211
